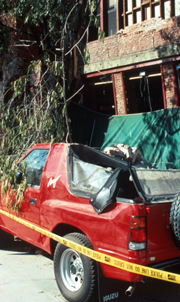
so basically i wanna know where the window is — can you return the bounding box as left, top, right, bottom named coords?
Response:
left=175, top=0, right=180, bottom=16
left=164, top=1, right=171, bottom=19
left=107, top=0, right=117, bottom=36
left=133, top=0, right=142, bottom=24
left=103, top=0, right=178, bottom=35
left=152, top=1, right=160, bottom=18
left=142, top=4, right=151, bottom=20
left=91, top=0, right=179, bottom=39
left=20, top=149, right=49, bottom=188
left=125, top=0, right=133, bottom=26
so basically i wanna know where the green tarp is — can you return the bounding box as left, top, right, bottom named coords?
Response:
left=68, top=103, right=180, bottom=169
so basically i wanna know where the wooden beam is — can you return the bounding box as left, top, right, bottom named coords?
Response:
left=85, top=55, right=180, bottom=78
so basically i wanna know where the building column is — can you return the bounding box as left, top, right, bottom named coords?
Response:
left=161, top=63, right=178, bottom=109
left=113, top=72, right=127, bottom=115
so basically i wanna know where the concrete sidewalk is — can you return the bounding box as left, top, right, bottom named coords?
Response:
left=0, top=233, right=63, bottom=302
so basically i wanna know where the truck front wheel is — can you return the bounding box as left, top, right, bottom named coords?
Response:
left=54, top=233, right=97, bottom=302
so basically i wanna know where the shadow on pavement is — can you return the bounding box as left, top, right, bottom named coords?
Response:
left=0, top=229, right=50, bottom=257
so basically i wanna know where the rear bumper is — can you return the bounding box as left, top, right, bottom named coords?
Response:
left=100, top=261, right=144, bottom=283
left=150, top=257, right=180, bottom=270
left=100, top=257, right=180, bottom=284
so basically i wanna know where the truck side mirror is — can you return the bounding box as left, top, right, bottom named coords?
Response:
left=15, top=171, right=22, bottom=184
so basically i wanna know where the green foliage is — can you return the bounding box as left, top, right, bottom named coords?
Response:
left=83, top=48, right=90, bottom=65
left=0, top=0, right=99, bottom=212
left=50, top=61, right=62, bottom=77
left=43, top=53, right=51, bottom=66
left=0, top=1, right=12, bottom=13
left=0, top=26, right=11, bottom=55
left=88, top=0, right=96, bottom=14
left=0, top=1, right=64, bottom=53
left=27, top=61, right=40, bottom=75
left=0, top=156, right=27, bottom=214
left=98, top=27, right=105, bottom=42
left=0, top=0, right=100, bottom=53
left=12, top=76, right=28, bottom=99
left=0, top=53, right=67, bottom=212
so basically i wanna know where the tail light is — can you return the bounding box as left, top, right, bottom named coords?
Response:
left=128, top=216, right=147, bottom=251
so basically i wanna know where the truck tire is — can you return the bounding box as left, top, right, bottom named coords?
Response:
left=54, top=233, right=97, bottom=302
left=170, top=192, right=180, bottom=249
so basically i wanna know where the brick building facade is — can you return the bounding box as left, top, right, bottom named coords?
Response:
left=0, top=14, right=39, bottom=106
left=1, top=1, right=180, bottom=117
left=83, top=0, right=180, bottom=115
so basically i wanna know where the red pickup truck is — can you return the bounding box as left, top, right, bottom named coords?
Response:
left=1, top=143, right=180, bottom=302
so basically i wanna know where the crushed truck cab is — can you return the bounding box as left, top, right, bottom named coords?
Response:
left=1, top=143, right=180, bottom=302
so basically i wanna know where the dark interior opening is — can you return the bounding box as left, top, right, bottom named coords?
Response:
left=124, top=66, right=164, bottom=114
left=84, top=75, right=115, bottom=115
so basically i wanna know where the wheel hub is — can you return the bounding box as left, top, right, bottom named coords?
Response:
left=60, top=248, right=84, bottom=292
left=70, top=264, right=77, bottom=275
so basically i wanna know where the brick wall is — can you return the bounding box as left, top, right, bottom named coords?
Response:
left=113, top=72, right=126, bottom=115
left=86, top=16, right=180, bottom=65
left=161, top=63, right=178, bottom=108
left=0, top=16, right=39, bottom=105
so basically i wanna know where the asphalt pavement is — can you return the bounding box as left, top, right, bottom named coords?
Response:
left=1, top=230, right=180, bottom=302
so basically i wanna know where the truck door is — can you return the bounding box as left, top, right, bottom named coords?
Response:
left=18, top=148, right=49, bottom=242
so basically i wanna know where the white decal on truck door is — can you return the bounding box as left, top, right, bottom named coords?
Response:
left=47, top=175, right=61, bottom=188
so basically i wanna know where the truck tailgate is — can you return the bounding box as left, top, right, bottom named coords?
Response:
left=145, top=201, right=180, bottom=265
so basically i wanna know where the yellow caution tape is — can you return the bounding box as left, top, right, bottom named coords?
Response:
left=0, top=208, right=180, bottom=284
